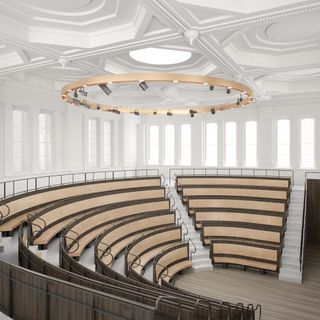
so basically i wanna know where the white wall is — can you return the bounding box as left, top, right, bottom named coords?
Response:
left=0, top=80, right=139, bottom=178
left=139, top=98, right=320, bottom=186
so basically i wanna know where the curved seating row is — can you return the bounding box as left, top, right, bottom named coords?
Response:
left=0, top=176, right=161, bottom=235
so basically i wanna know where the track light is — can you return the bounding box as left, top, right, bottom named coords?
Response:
left=79, top=88, right=88, bottom=97
left=134, top=110, right=140, bottom=116
left=239, top=95, right=243, bottom=102
left=139, top=81, right=148, bottom=91
left=209, top=85, right=214, bottom=91
left=97, top=104, right=101, bottom=111
left=167, top=111, right=173, bottom=116
left=99, top=84, right=112, bottom=96
left=226, top=87, right=231, bottom=94
left=73, top=90, right=78, bottom=98
left=112, top=108, right=120, bottom=114
left=236, top=99, right=240, bottom=106
left=211, top=108, right=215, bottom=115
left=189, top=109, right=196, bottom=118
left=153, top=110, right=157, bottom=115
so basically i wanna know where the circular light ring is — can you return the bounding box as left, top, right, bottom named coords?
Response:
left=61, top=73, right=254, bottom=115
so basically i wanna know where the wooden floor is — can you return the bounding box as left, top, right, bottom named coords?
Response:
left=175, top=246, right=320, bottom=320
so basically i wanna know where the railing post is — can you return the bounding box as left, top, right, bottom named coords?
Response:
left=44, top=279, right=49, bottom=320
left=8, top=268, right=13, bottom=317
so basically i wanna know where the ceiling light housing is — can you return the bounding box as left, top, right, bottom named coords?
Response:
left=99, top=84, right=112, bottom=96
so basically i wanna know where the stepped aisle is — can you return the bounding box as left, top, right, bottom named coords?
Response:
left=279, top=187, right=304, bottom=283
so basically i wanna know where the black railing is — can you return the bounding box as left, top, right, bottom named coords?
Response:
left=0, top=168, right=159, bottom=200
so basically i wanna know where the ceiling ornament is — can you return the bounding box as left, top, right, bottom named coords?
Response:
left=61, top=72, right=253, bottom=115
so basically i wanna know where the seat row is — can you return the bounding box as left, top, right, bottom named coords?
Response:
left=176, top=175, right=291, bottom=273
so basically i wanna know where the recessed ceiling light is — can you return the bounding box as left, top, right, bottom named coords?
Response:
left=129, top=47, right=192, bottom=65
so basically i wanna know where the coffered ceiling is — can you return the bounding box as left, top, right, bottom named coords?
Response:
left=0, top=0, right=319, bottom=109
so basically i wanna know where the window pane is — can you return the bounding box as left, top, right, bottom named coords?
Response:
left=88, top=119, right=97, bottom=168
left=245, top=121, right=257, bottom=167
left=39, top=113, right=52, bottom=171
left=149, top=125, right=159, bottom=165
left=164, top=125, right=174, bottom=165
left=104, top=121, right=112, bottom=166
left=12, top=109, right=25, bottom=173
left=277, top=120, right=290, bottom=167
left=225, top=122, right=236, bottom=167
left=206, top=123, right=217, bottom=166
left=180, top=124, right=191, bottom=165
left=301, top=119, right=314, bottom=168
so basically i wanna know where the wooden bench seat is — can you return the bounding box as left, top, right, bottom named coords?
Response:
left=153, top=242, right=192, bottom=285
left=210, top=239, right=281, bottom=272
left=201, top=221, right=284, bottom=246
left=176, top=175, right=291, bottom=192
left=188, top=196, right=287, bottom=216
left=64, top=199, right=171, bottom=257
left=29, top=187, right=165, bottom=244
left=0, top=176, right=161, bottom=233
left=182, top=186, right=289, bottom=203
left=126, top=226, right=182, bottom=276
left=96, top=212, right=176, bottom=268
left=193, top=209, right=284, bottom=230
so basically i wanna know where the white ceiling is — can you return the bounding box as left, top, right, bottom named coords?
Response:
left=0, top=0, right=320, bottom=109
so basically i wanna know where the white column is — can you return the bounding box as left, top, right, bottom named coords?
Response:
left=3, top=104, right=13, bottom=176
left=290, top=117, right=300, bottom=169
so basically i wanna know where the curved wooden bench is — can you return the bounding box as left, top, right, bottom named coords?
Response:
left=193, top=208, right=284, bottom=230
left=182, top=186, right=289, bottom=204
left=176, top=175, right=290, bottom=193
left=0, top=176, right=161, bottom=234
left=210, top=239, right=281, bottom=272
left=65, top=199, right=171, bottom=257
left=201, top=221, right=284, bottom=246
left=188, top=196, right=287, bottom=216
left=30, top=187, right=165, bottom=246
left=96, top=211, right=176, bottom=267
left=126, top=225, right=182, bottom=276
left=153, top=242, right=192, bottom=285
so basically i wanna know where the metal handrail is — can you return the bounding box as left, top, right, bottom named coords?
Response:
left=127, top=252, right=143, bottom=270
left=193, top=298, right=212, bottom=320
left=169, top=194, right=176, bottom=209
left=175, top=208, right=182, bottom=224
left=96, top=240, right=114, bottom=265
left=25, top=215, right=47, bottom=236
left=0, top=168, right=159, bottom=201
left=233, top=303, right=244, bottom=319
left=181, top=221, right=189, bottom=241
left=0, top=203, right=10, bottom=221
left=155, top=295, right=181, bottom=320
left=169, top=167, right=295, bottom=187
left=188, top=238, right=196, bottom=260
left=62, top=227, right=80, bottom=254
left=164, top=183, right=171, bottom=197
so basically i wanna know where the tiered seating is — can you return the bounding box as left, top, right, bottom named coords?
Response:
left=0, top=177, right=161, bottom=236
left=153, top=242, right=192, bottom=285
left=176, top=175, right=291, bottom=273
left=0, top=173, right=259, bottom=320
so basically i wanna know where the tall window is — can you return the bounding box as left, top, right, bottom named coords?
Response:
left=164, top=125, right=174, bottom=165
left=39, top=113, right=52, bottom=171
left=103, top=121, right=112, bottom=166
left=301, top=119, right=314, bottom=168
left=225, top=122, right=237, bottom=166
left=206, top=123, right=218, bottom=166
left=12, top=109, right=25, bottom=173
left=180, top=124, right=191, bottom=165
left=149, top=125, right=159, bottom=165
left=88, top=119, right=97, bottom=168
left=245, top=121, right=257, bottom=167
left=277, top=120, right=290, bottom=167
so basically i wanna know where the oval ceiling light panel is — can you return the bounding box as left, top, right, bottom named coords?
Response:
left=129, top=47, right=192, bottom=65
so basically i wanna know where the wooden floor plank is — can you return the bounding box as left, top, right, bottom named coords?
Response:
left=175, top=246, right=320, bottom=320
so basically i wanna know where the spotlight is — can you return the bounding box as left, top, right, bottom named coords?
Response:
left=167, top=111, right=173, bottom=116
left=211, top=108, right=215, bottom=115
left=189, top=109, right=196, bottom=118
left=112, top=108, right=120, bottom=114
left=236, top=99, right=240, bottom=106
left=97, top=104, right=101, bottom=111
left=239, top=95, right=243, bottom=102
left=226, top=87, right=231, bottom=94
left=99, top=84, right=112, bottom=95
left=73, top=90, right=78, bottom=98
left=134, top=110, right=140, bottom=116
left=209, top=85, right=214, bottom=91
left=79, top=88, right=88, bottom=97
left=139, top=81, right=148, bottom=91
left=153, top=110, right=157, bottom=115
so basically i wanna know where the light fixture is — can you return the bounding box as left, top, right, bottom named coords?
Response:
left=134, top=110, right=140, bottom=116
left=97, top=104, right=101, bottom=111
left=189, top=109, right=196, bottom=118
left=139, top=81, right=148, bottom=91
left=129, top=47, right=191, bottom=65
left=79, top=88, right=88, bottom=97
left=236, top=99, right=240, bottom=106
left=62, top=73, right=253, bottom=115
left=99, top=84, right=112, bottom=96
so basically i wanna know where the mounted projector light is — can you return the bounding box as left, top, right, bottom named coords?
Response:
left=112, top=108, right=120, bottom=114
left=209, top=85, right=214, bottom=91
left=167, top=111, right=173, bottom=116
left=79, top=88, right=88, bottom=97
left=211, top=108, right=216, bottom=115
left=226, top=87, right=231, bottom=94
left=138, top=81, right=148, bottom=91
left=99, top=84, right=112, bottom=96
left=134, top=110, right=140, bottom=116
